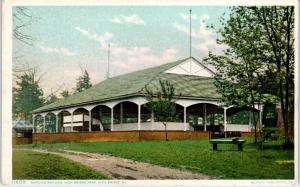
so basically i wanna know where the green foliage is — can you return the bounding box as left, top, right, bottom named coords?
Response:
left=205, top=6, right=279, bottom=108
left=45, top=114, right=56, bottom=132
left=215, top=6, right=294, bottom=144
left=20, top=140, right=294, bottom=179
left=262, top=103, right=278, bottom=127
left=75, top=69, right=92, bottom=93
left=204, top=6, right=295, bottom=142
left=145, top=80, right=178, bottom=140
left=60, top=90, right=70, bottom=98
left=13, top=150, right=108, bottom=179
left=227, top=111, right=258, bottom=125
left=13, top=69, right=45, bottom=121
left=45, top=93, right=58, bottom=104
left=145, top=80, right=178, bottom=123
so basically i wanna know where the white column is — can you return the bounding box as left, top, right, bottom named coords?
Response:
left=89, top=110, right=92, bottom=132
left=43, top=116, right=46, bottom=133
left=32, top=115, right=35, bottom=133
left=71, top=113, right=74, bottom=132
left=259, top=104, right=263, bottom=130
left=120, top=103, right=123, bottom=124
left=55, top=114, right=59, bottom=133
left=60, top=112, right=65, bottom=132
left=111, top=108, right=114, bottom=131
left=224, top=108, right=227, bottom=132
left=204, top=104, right=207, bottom=131
left=151, top=111, right=154, bottom=130
left=99, top=107, right=102, bottom=131
left=248, top=109, right=251, bottom=131
left=224, top=108, right=227, bottom=137
left=184, top=107, right=187, bottom=131
left=138, top=105, right=141, bottom=130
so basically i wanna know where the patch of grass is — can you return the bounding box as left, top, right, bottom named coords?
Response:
left=13, top=150, right=109, bottom=180
left=16, top=138, right=294, bottom=179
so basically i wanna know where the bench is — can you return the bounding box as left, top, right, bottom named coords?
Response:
left=209, top=138, right=246, bottom=151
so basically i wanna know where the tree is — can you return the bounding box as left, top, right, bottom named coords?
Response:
left=13, top=7, right=35, bottom=45
left=254, top=6, right=295, bottom=146
left=60, top=90, right=70, bottom=98
left=145, top=80, right=178, bottom=141
left=13, top=68, right=45, bottom=122
left=45, top=93, right=58, bottom=104
left=13, top=7, right=40, bottom=86
left=206, top=7, right=276, bottom=142
left=75, top=69, right=92, bottom=93
left=205, top=6, right=294, bottom=145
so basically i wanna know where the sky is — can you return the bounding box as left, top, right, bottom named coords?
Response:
left=13, top=6, right=230, bottom=96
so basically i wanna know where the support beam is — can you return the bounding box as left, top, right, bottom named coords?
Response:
left=32, top=115, right=35, bottom=133
left=55, top=114, right=59, bottom=133
left=184, top=107, right=187, bottom=131
left=224, top=108, right=227, bottom=137
left=43, top=116, right=45, bottom=133
left=151, top=111, right=154, bottom=130
left=120, top=103, right=123, bottom=124
left=259, top=104, right=263, bottom=130
left=61, top=113, right=64, bottom=132
left=248, top=109, right=251, bottom=131
left=71, top=113, right=74, bottom=132
left=89, top=110, right=92, bottom=132
left=138, top=105, right=141, bottom=130
left=111, top=108, right=114, bottom=131
left=204, top=104, right=207, bottom=131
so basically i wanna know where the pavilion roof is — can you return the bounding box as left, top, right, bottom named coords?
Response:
left=33, top=57, right=221, bottom=113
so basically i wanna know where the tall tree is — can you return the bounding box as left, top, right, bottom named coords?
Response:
left=75, top=69, right=92, bottom=93
left=145, top=80, right=178, bottom=141
left=205, top=6, right=294, bottom=145
left=255, top=6, right=295, bottom=145
left=13, top=68, right=45, bottom=121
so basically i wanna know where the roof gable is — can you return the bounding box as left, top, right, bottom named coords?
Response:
left=164, top=57, right=215, bottom=77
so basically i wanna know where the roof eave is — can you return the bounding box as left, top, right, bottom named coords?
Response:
left=32, top=93, right=221, bottom=114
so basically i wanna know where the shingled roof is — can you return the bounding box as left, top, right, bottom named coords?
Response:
left=33, top=57, right=221, bottom=113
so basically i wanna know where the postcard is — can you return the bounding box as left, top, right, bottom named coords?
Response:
left=1, top=0, right=298, bottom=186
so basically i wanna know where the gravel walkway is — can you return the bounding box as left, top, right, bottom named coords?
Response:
left=27, top=149, right=215, bottom=180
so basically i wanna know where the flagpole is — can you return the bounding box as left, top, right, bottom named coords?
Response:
left=189, top=9, right=192, bottom=57
left=107, top=43, right=110, bottom=79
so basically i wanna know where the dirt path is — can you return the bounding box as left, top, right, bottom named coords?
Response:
left=27, top=149, right=215, bottom=180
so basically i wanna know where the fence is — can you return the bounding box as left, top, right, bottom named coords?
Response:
left=13, top=137, right=32, bottom=145
left=31, top=130, right=258, bottom=143
left=32, top=131, right=210, bottom=143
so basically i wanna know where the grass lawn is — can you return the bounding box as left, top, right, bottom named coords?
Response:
left=16, top=138, right=294, bottom=179
left=13, top=150, right=109, bottom=180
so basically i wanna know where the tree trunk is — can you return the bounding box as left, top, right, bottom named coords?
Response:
left=283, top=6, right=293, bottom=146
left=163, top=122, right=168, bottom=141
